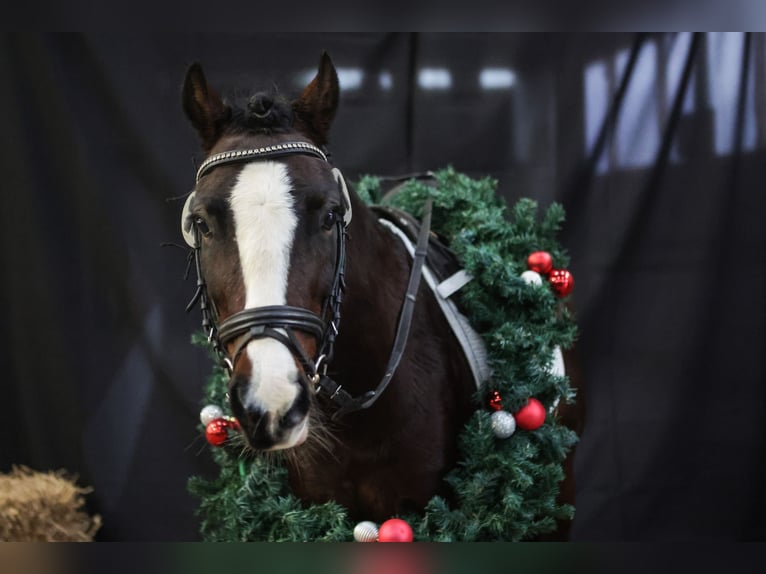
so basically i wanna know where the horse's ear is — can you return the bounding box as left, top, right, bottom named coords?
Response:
left=182, top=62, right=230, bottom=151
left=292, top=51, right=339, bottom=146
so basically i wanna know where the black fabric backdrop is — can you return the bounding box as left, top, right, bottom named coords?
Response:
left=1, top=32, right=765, bottom=541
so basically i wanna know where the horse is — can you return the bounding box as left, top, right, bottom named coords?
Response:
left=179, top=52, right=584, bottom=537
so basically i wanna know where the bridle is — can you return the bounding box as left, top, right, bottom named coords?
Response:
left=183, top=140, right=431, bottom=418
left=183, top=142, right=346, bottom=389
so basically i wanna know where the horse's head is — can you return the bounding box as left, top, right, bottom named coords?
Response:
left=181, top=53, right=352, bottom=451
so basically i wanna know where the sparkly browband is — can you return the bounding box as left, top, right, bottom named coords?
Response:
left=196, top=141, right=328, bottom=182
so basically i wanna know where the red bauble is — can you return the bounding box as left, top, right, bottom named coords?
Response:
left=487, top=390, right=503, bottom=412
left=526, top=251, right=553, bottom=275
left=514, top=398, right=546, bottom=431
left=378, top=518, right=414, bottom=542
left=225, top=416, right=241, bottom=431
left=205, top=418, right=230, bottom=446
left=548, top=268, right=574, bottom=297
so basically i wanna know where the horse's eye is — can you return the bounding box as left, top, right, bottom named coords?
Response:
left=194, top=216, right=211, bottom=237
left=321, top=210, right=338, bottom=231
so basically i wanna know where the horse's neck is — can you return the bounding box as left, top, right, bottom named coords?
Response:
left=291, top=196, right=476, bottom=519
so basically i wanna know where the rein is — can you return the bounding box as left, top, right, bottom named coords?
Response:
left=184, top=141, right=433, bottom=418
left=319, top=197, right=433, bottom=418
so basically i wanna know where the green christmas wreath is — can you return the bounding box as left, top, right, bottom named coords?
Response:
left=188, top=166, right=579, bottom=541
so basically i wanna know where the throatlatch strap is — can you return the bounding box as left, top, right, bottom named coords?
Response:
left=331, top=198, right=434, bottom=418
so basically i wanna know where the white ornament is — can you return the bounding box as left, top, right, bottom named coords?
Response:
left=353, top=521, right=379, bottom=542
left=200, top=404, right=224, bottom=426
left=520, top=270, right=543, bottom=286
left=546, top=346, right=566, bottom=377
left=545, top=346, right=566, bottom=413
left=491, top=410, right=517, bottom=439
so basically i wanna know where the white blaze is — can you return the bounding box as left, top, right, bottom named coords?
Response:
left=229, top=162, right=300, bottom=427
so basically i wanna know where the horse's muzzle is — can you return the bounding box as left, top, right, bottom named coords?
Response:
left=228, top=374, right=311, bottom=450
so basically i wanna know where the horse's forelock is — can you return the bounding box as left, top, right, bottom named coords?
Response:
left=226, top=89, right=295, bottom=134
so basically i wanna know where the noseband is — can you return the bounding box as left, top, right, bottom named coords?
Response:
left=184, top=141, right=431, bottom=418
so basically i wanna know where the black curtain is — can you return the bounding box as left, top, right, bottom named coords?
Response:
left=1, top=32, right=764, bottom=541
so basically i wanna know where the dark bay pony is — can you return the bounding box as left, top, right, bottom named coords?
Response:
left=180, top=52, right=583, bottom=536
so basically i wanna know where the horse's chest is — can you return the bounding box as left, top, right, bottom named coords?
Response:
left=288, top=447, right=447, bottom=522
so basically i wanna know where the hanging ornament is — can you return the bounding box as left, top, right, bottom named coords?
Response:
left=545, top=346, right=565, bottom=414
left=486, top=390, right=503, bottom=412
left=353, top=521, right=379, bottom=542
left=526, top=251, right=553, bottom=275
left=378, top=518, right=413, bottom=542
left=225, top=416, right=241, bottom=431
left=520, top=270, right=543, bottom=286
left=205, top=419, right=229, bottom=446
left=490, top=410, right=517, bottom=438
left=545, top=346, right=566, bottom=378
left=200, top=404, right=224, bottom=426
left=514, top=398, right=546, bottom=431
left=548, top=269, right=574, bottom=298
left=205, top=417, right=240, bottom=447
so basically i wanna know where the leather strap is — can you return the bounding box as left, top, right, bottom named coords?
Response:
left=196, top=142, right=327, bottom=182
left=330, top=198, right=434, bottom=418
left=229, top=326, right=318, bottom=379
left=218, top=305, right=326, bottom=345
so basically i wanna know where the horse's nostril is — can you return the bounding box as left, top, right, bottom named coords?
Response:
left=226, top=373, right=310, bottom=450
left=228, top=375, right=264, bottom=426
left=278, top=384, right=310, bottom=431
left=233, top=404, right=275, bottom=450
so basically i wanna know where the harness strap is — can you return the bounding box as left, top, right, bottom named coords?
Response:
left=436, top=269, right=472, bottom=299
left=218, top=306, right=327, bottom=383
left=317, top=219, right=347, bottom=364
left=196, top=142, right=328, bottom=182
left=218, top=306, right=326, bottom=344
left=376, top=220, right=490, bottom=390
left=329, top=198, right=434, bottom=418
left=229, top=326, right=318, bottom=380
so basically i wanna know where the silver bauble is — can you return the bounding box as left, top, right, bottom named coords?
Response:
left=491, top=410, right=517, bottom=439
left=353, top=520, right=379, bottom=542
left=200, top=404, right=224, bottom=426
left=520, top=270, right=543, bottom=286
